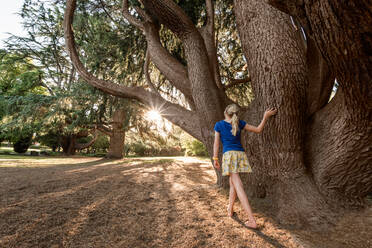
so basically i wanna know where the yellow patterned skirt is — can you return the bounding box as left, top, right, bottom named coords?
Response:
left=222, top=150, right=253, bottom=176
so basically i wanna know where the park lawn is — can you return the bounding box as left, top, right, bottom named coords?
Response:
left=0, top=157, right=370, bottom=247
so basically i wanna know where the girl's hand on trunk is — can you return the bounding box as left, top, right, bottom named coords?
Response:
left=264, top=108, right=277, bottom=118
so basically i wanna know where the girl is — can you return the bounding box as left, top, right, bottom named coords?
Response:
left=213, top=103, right=277, bottom=229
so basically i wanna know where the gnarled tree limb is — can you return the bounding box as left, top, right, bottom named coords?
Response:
left=205, top=0, right=214, bottom=34
left=144, top=22, right=194, bottom=105
left=223, top=76, right=251, bottom=90
left=97, top=124, right=113, bottom=137
left=122, top=0, right=145, bottom=30
left=64, top=0, right=202, bottom=140
left=144, top=49, right=161, bottom=95
left=75, top=129, right=98, bottom=150
left=199, top=0, right=224, bottom=90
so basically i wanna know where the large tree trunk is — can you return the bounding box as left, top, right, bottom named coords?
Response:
left=106, top=108, right=126, bottom=159
left=61, top=135, right=76, bottom=155
left=234, top=0, right=333, bottom=227
left=64, top=0, right=370, bottom=228
left=266, top=0, right=372, bottom=208
left=141, top=0, right=228, bottom=185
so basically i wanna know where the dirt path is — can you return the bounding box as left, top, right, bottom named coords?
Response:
left=0, top=157, right=370, bottom=248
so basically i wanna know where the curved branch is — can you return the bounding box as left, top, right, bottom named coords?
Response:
left=122, top=0, right=144, bottom=30
left=133, top=6, right=152, bottom=22
left=142, top=0, right=227, bottom=119
left=144, top=48, right=161, bottom=95
left=267, top=0, right=310, bottom=34
left=199, top=0, right=224, bottom=91
left=97, top=126, right=113, bottom=137
left=144, top=23, right=193, bottom=101
left=205, top=0, right=214, bottom=34
left=64, top=0, right=202, bottom=140
left=75, top=130, right=98, bottom=150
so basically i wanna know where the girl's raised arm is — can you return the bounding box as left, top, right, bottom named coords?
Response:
left=244, top=108, right=277, bottom=133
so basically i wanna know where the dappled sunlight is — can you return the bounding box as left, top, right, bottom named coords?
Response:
left=1, top=156, right=368, bottom=247
left=65, top=197, right=107, bottom=239
left=171, top=182, right=187, bottom=191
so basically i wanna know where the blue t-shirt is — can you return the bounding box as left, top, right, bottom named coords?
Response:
left=214, top=120, right=246, bottom=154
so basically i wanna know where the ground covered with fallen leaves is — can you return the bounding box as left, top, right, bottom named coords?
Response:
left=0, top=156, right=371, bottom=248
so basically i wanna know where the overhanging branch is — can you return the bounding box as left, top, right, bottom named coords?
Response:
left=122, top=0, right=145, bottom=30
left=64, top=0, right=202, bottom=140
left=144, top=22, right=193, bottom=103
left=144, top=49, right=161, bottom=95
left=223, top=76, right=251, bottom=90
left=205, top=0, right=214, bottom=34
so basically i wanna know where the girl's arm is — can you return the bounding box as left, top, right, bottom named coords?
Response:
left=213, top=131, right=220, bottom=169
left=244, top=108, right=277, bottom=133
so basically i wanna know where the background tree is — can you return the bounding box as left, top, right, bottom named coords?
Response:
left=2, top=0, right=137, bottom=155
left=0, top=50, right=47, bottom=153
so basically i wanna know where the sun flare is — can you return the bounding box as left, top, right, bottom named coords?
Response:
left=146, top=110, right=162, bottom=123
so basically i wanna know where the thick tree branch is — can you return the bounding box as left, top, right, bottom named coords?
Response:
left=75, top=129, right=98, bottom=150
left=122, top=0, right=145, bottom=30
left=266, top=0, right=310, bottom=33
left=144, top=49, right=161, bottom=95
left=64, top=0, right=202, bottom=140
left=205, top=0, right=214, bottom=34
left=199, top=0, right=224, bottom=90
left=223, top=76, right=251, bottom=90
left=142, top=0, right=226, bottom=126
left=305, top=89, right=372, bottom=207
left=144, top=22, right=194, bottom=103
left=142, top=0, right=195, bottom=39
left=97, top=126, right=113, bottom=137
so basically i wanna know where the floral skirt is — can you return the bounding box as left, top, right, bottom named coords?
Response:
left=222, top=150, right=252, bottom=176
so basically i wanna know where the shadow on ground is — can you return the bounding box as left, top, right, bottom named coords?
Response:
left=0, top=157, right=370, bottom=248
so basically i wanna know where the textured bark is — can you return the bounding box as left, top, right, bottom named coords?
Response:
left=305, top=37, right=334, bottom=116
left=61, top=136, right=76, bottom=155
left=267, top=0, right=372, bottom=207
left=144, top=22, right=194, bottom=103
left=106, top=109, right=126, bottom=159
left=234, top=0, right=333, bottom=227
left=305, top=89, right=372, bottom=208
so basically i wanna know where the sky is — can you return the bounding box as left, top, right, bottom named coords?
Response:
left=0, top=0, right=26, bottom=48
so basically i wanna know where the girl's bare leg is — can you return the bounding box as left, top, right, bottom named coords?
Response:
left=230, top=173, right=257, bottom=228
left=227, top=175, right=237, bottom=217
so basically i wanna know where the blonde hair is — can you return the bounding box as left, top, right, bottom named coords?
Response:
left=224, top=104, right=240, bottom=136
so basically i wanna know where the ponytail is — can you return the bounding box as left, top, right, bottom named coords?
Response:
left=224, top=103, right=240, bottom=136
left=231, top=113, right=239, bottom=136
